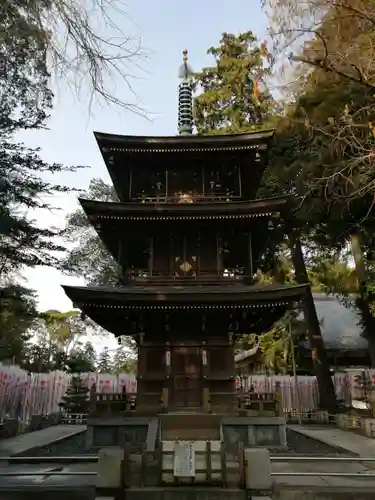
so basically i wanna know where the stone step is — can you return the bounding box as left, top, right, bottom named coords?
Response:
left=162, top=427, right=220, bottom=441
left=124, top=487, right=246, bottom=500
left=159, top=413, right=221, bottom=441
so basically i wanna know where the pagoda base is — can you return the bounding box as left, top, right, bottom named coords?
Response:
left=221, top=416, right=287, bottom=451
left=87, top=412, right=287, bottom=452
left=86, top=416, right=152, bottom=452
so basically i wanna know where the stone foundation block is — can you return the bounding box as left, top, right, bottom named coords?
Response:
left=336, top=413, right=349, bottom=430
left=361, top=418, right=375, bottom=438
left=97, top=447, right=124, bottom=489
left=244, top=447, right=272, bottom=491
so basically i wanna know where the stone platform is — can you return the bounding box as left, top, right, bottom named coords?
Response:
left=87, top=412, right=287, bottom=451
left=288, top=424, right=375, bottom=457
left=0, top=425, right=86, bottom=457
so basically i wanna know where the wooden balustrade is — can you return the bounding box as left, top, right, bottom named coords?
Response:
left=90, top=392, right=137, bottom=416
left=237, top=392, right=280, bottom=416
left=131, top=194, right=242, bottom=204
left=89, top=389, right=281, bottom=416
left=125, top=273, right=250, bottom=286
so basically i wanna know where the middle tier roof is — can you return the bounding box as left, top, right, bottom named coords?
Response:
left=80, top=196, right=290, bottom=272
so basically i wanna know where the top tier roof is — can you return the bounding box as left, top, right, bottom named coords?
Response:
left=94, top=129, right=274, bottom=154
left=94, top=129, right=275, bottom=202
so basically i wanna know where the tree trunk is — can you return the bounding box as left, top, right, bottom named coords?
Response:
left=289, top=232, right=337, bottom=412
left=350, top=232, right=375, bottom=366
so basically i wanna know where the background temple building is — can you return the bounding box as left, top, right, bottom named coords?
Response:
left=235, top=293, right=370, bottom=374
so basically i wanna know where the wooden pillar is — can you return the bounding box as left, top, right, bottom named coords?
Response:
left=201, top=340, right=210, bottom=412
left=169, top=230, right=174, bottom=276
left=288, top=230, right=337, bottom=412
left=117, top=241, right=124, bottom=282
left=148, top=235, right=154, bottom=276
left=137, top=332, right=145, bottom=407
left=248, top=231, right=253, bottom=277
left=163, top=342, right=171, bottom=411
left=216, top=231, right=221, bottom=277
left=197, top=229, right=201, bottom=277
left=128, top=166, right=133, bottom=201
left=238, top=166, right=242, bottom=198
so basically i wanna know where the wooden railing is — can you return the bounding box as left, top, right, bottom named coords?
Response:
left=90, top=391, right=167, bottom=416
left=90, top=392, right=137, bottom=416
left=123, top=271, right=249, bottom=287
left=237, top=392, right=280, bottom=416
left=89, top=390, right=280, bottom=417
left=131, top=194, right=242, bottom=204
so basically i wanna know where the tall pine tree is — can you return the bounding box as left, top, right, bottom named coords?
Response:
left=59, top=375, right=90, bottom=414
left=97, top=346, right=112, bottom=373
left=193, top=31, right=278, bottom=134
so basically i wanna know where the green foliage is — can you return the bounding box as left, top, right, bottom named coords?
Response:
left=260, top=1, right=375, bottom=356
left=0, top=284, right=38, bottom=364
left=64, top=178, right=118, bottom=285
left=0, top=0, right=84, bottom=278
left=311, top=255, right=358, bottom=296
left=193, top=31, right=279, bottom=134
left=236, top=310, right=306, bottom=375
left=59, top=375, right=90, bottom=414
left=22, top=310, right=97, bottom=373
left=237, top=253, right=360, bottom=374
left=97, top=346, right=112, bottom=373
left=37, top=310, right=86, bottom=353
left=65, top=342, right=97, bottom=373
left=111, top=336, right=137, bottom=374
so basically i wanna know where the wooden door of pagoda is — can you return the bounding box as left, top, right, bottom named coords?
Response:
left=173, top=232, right=198, bottom=278
left=171, top=346, right=202, bottom=408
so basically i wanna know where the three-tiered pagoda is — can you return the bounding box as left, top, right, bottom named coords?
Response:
left=63, top=50, right=334, bottom=415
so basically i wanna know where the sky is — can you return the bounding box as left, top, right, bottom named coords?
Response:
left=20, top=0, right=269, bottom=352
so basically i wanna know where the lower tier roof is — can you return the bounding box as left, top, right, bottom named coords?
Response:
left=62, top=283, right=308, bottom=338
left=63, top=283, right=307, bottom=305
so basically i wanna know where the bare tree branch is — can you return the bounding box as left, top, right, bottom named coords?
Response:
left=9, top=0, right=149, bottom=114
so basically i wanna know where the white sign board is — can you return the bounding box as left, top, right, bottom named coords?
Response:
left=173, top=441, right=195, bottom=477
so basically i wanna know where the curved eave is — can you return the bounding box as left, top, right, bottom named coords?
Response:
left=79, top=196, right=289, bottom=222
left=62, top=283, right=308, bottom=309
left=94, top=129, right=275, bottom=154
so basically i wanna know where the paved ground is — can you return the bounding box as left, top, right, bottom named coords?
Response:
left=287, top=425, right=375, bottom=457
left=0, top=425, right=86, bottom=457
left=272, top=458, right=375, bottom=492
left=0, top=457, right=375, bottom=493
left=0, top=462, right=96, bottom=491
left=0, top=423, right=375, bottom=495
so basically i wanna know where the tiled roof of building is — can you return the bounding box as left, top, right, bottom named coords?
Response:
left=313, top=293, right=367, bottom=350
left=235, top=293, right=367, bottom=362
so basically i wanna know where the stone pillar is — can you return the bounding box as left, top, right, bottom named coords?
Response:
left=97, top=447, right=124, bottom=492
left=244, top=448, right=272, bottom=492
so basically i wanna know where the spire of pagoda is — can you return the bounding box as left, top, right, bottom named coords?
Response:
left=178, top=49, right=193, bottom=135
